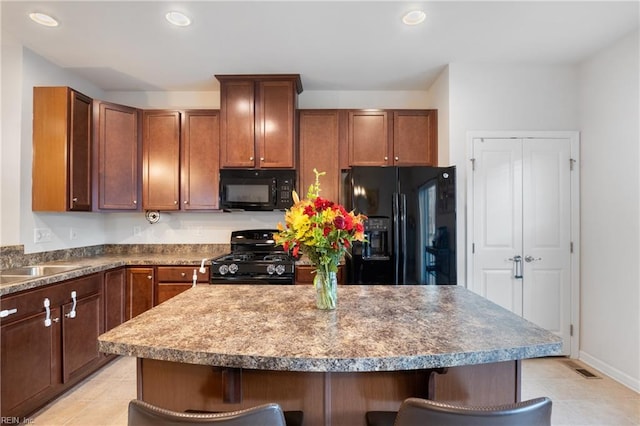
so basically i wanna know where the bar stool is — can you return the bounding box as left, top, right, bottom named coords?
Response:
left=366, top=396, right=552, bottom=426
left=128, top=400, right=287, bottom=426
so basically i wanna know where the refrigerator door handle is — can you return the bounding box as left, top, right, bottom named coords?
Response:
left=393, top=192, right=400, bottom=284
left=400, top=193, right=407, bottom=285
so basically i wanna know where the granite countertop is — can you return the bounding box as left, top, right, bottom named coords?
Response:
left=98, top=285, right=562, bottom=373
left=0, top=253, right=217, bottom=297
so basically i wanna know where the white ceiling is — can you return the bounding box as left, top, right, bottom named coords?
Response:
left=2, top=1, right=638, bottom=92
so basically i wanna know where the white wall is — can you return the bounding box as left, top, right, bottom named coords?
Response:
left=424, top=66, right=450, bottom=166
left=577, top=30, right=639, bottom=392
left=446, top=62, right=579, bottom=287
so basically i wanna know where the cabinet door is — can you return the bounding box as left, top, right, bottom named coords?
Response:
left=143, top=111, right=180, bottom=210
left=62, top=292, right=103, bottom=383
left=68, top=90, right=93, bottom=211
left=348, top=110, right=391, bottom=166
left=98, top=101, right=140, bottom=210
left=393, top=110, right=438, bottom=166
left=104, top=268, right=126, bottom=331
left=219, top=80, right=255, bottom=168
left=126, top=268, right=154, bottom=319
left=32, top=86, right=92, bottom=211
left=299, top=110, right=341, bottom=202
left=182, top=110, right=220, bottom=209
left=256, top=80, right=296, bottom=168
left=1, top=309, right=61, bottom=418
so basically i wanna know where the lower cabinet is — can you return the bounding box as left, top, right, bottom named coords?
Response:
left=104, top=267, right=126, bottom=331
left=155, top=266, right=210, bottom=305
left=295, top=265, right=345, bottom=285
left=126, top=267, right=154, bottom=320
left=0, top=273, right=106, bottom=419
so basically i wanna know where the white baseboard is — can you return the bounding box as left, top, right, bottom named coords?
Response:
left=579, top=350, right=640, bottom=393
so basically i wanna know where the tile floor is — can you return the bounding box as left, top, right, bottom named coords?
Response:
left=29, top=356, right=639, bottom=425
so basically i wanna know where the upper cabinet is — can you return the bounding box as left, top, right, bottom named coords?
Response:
left=216, top=74, right=302, bottom=169
left=181, top=110, right=220, bottom=210
left=392, top=110, right=438, bottom=167
left=348, top=109, right=438, bottom=167
left=33, top=87, right=92, bottom=211
left=95, top=101, right=140, bottom=210
left=142, top=110, right=220, bottom=211
left=298, top=110, right=344, bottom=203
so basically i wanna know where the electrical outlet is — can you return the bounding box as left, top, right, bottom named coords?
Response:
left=34, top=228, right=52, bottom=243
left=69, top=228, right=78, bottom=240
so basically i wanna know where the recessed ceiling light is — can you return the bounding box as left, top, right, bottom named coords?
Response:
left=165, top=11, right=191, bottom=27
left=29, top=12, right=59, bottom=27
left=402, top=10, right=426, bottom=26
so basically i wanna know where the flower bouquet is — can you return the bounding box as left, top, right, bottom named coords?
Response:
left=275, top=169, right=367, bottom=309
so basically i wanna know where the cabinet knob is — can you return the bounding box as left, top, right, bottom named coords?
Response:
left=181, top=272, right=186, bottom=277
left=249, top=156, right=254, bottom=161
left=183, top=200, right=188, bottom=204
left=147, top=275, right=152, bottom=280
left=384, top=156, right=388, bottom=161
left=72, top=197, right=78, bottom=202
left=174, top=201, right=178, bottom=205
left=133, top=200, right=137, bottom=204
left=260, top=157, right=265, bottom=161
left=395, top=156, right=399, bottom=161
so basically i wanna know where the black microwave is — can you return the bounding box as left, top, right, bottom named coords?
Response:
left=219, top=169, right=296, bottom=211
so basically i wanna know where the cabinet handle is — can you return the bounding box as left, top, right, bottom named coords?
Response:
left=0, top=308, right=17, bottom=318
left=65, top=291, right=77, bottom=318
left=44, top=298, right=52, bottom=327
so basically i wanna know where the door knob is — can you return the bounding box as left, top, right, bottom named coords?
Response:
left=525, top=255, right=542, bottom=262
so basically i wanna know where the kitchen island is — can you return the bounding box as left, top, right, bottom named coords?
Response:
left=98, top=285, right=561, bottom=426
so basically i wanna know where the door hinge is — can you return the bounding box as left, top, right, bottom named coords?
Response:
left=570, top=242, right=574, bottom=253
left=570, top=324, right=574, bottom=336
left=570, top=158, right=576, bottom=171
left=472, top=243, right=475, bottom=254
left=470, top=158, right=476, bottom=171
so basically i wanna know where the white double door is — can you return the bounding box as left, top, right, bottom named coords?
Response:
left=469, top=136, right=577, bottom=355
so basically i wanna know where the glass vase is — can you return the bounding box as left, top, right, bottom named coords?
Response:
left=314, top=267, right=337, bottom=310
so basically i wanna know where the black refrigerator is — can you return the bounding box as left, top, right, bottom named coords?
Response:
left=341, top=166, right=456, bottom=285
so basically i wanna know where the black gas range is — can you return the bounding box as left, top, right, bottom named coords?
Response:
left=210, top=229, right=296, bottom=284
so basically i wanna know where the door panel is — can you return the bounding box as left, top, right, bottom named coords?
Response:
left=471, top=137, right=572, bottom=355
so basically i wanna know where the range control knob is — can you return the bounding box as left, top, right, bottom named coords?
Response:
left=229, top=264, right=238, bottom=274
left=275, top=264, right=286, bottom=275
left=218, top=265, right=229, bottom=275
left=267, top=264, right=276, bottom=275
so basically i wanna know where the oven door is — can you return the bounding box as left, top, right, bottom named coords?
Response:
left=219, top=176, right=275, bottom=211
left=210, top=275, right=294, bottom=285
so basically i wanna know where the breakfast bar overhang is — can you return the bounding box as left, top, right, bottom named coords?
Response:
left=98, top=285, right=562, bottom=426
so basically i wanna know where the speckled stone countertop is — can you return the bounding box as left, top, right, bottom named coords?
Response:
left=0, top=250, right=226, bottom=297
left=98, top=285, right=562, bottom=372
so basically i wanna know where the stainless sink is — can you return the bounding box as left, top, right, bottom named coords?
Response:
left=0, top=265, right=82, bottom=277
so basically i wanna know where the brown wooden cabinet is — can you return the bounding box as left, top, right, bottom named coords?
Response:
left=143, top=110, right=220, bottom=211
left=181, top=110, right=220, bottom=210
left=217, top=74, right=302, bottom=169
left=298, top=110, right=344, bottom=203
left=295, top=264, right=345, bottom=285
left=392, top=110, right=438, bottom=166
left=348, top=109, right=438, bottom=167
left=0, top=273, right=105, bottom=419
left=155, top=266, right=210, bottom=305
left=142, top=110, right=181, bottom=210
left=126, top=267, right=154, bottom=319
left=32, top=86, right=93, bottom=211
left=96, top=101, right=140, bottom=210
left=104, top=267, right=126, bottom=331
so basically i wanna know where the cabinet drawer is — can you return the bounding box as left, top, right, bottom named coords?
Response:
left=0, top=273, right=101, bottom=324
left=156, top=266, right=209, bottom=283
